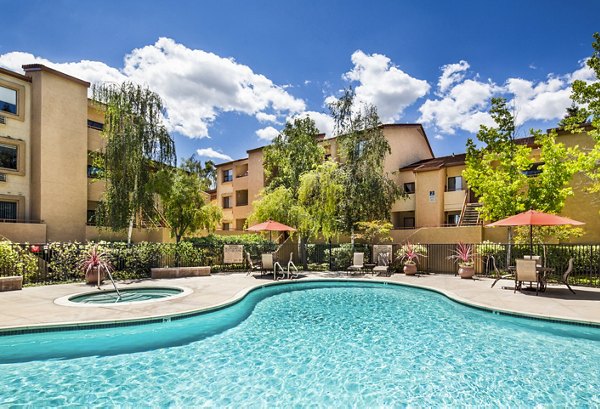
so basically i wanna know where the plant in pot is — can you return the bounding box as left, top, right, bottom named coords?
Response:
left=448, top=242, right=475, bottom=279
left=79, top=245, right=114, bottom=288
left=397, top=242, right=427, bottom=276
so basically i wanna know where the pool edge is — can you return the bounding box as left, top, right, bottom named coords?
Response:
left=1, top=277, right=599, bottom=336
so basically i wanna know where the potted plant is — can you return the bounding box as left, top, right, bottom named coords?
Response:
left=397, top=242, right=427, bottom=275
left=448, top=242, right=475, bottom=279
left=79, top=245, right=114, bottom=287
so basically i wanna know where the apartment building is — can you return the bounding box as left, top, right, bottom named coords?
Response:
left=215, top=124, right=435, bottom=232
left=0, top=64, right=171, bottom=243
left=215, top=124, right=600, bottom=244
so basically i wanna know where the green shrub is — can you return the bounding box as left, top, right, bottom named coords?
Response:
left=0, top=241, right=39, bottom=283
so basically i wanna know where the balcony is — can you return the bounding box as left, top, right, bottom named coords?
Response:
left=391, top=194, right=415, bottom=212
left=443, top=190, right=465, bottom=211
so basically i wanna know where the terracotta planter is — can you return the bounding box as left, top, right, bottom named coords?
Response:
left=403, top=263, right=417, bottom=276
left=85, top=267, right=106, bottom=286
left=458, top=264, right=475, bottom=279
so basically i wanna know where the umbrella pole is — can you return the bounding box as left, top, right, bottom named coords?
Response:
left=530, top=224, right=533, bottom=257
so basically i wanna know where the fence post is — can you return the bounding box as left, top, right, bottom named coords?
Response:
left=328, top=239, right=332, bottom=271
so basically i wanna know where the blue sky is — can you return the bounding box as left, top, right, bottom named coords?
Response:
left=1, top=0, right=599, bottom=163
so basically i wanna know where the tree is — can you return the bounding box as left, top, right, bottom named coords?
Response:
left=93, top=82, right=176, bottom=243
left=250, top=117, right=326, bottom=268
left=562, top=32, right=600, bottom=197
left=297, top=161, right=345, bottom=242
left=464, top=98, right=582, bottom=222
left=328, top=88, right=402, bottom=240
left=154, top=161, right=222, bottom=245
left=263, top=116, right=325, bottom=193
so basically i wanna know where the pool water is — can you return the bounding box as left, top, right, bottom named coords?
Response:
left=1, top=281, right=599, bottom=407
left=69, top=287, right=183, bottom=304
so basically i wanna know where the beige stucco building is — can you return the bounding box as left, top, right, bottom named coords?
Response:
left=0, top=64, right=171, bottom=243
left=215, top=125, right=600, bottom=244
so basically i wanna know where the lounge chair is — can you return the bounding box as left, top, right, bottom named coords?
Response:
left=514, top=259, right=540, bottom=295
left=245, top=251, right=262, bottom=276
left=560, top=258, right=576, bottom=294
left=261, top=253, right=274, bottom=276
left=373, top=252, right=391, bottom=276
left=347, top=252, right=364, bottom=275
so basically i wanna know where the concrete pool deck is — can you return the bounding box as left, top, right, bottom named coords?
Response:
left=1, top=272, right=599, bottom=332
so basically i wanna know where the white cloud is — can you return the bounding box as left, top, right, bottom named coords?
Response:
left=438, top=60, right=469, bottom=94
left=506, top=76, right=572, bottom=126
left=340, top=50, right=430, bottom=123
left=255, top=112, right=279, bottom=123
left=419, top=74, right=497, bottom=134
left=196, top=148, right=232, bottom=162
left=255, top=126, right=280, bottom=141
left=434, top=134, right=444, bottom=140
left=0, top=38, right=306, bottom=139
left=289, top=111, right=335, bottom=137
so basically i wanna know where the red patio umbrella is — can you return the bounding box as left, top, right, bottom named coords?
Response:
left=487, top=210, right=584, bottom=256
left=247, top=219, right=296, bottom=241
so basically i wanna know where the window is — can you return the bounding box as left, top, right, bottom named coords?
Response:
left=0, top=85, right=17, bottom=115
left=222, top=222, right=230, bottom=231
left=403, top=217, right=415, bottom=228
left=355, top=140, right=367, bottom=157
left=87, top=164, right=103, bottom=179
left=0, top=144, right=17, bottom=170
left=403, top=182, right=415, bottom=194
left=87, top=120, right=104, bottom=131
left=236, top=190, right=248, bottom=207
left=222, top=169, right=233, bottom=182
left=87, top=209, right=96, bottom=226
left=222, top=196, right=231, bottom=209
left=236, top=218, right=246, bottom=231
left=0, top=201, right=17, bottom=220
left=447, top=212, right=461, bottom=226
left=447, top=176, right=463, bottom=191
left=523, top=162, right=544, bottom=177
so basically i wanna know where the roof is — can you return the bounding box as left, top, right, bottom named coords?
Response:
left=219, top=123, right=433, bottom=166
left=399, top=136, right=540, bottom=172
left=22, top=64, right=90, bottom=87
left=400, top=153, right=467, bottom=172
left=0, top=66, right=32, bottom=83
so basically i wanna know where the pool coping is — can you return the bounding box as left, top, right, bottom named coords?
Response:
left=1, top=276, right=599, bottom=336
left=54, top=285, right=193, bottom=308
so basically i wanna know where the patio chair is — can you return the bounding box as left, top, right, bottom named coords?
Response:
left=347, top=252, right=364, bottom=275
left=514, top=259, right=540, bottom=295
left=245, top=251, right=262, bottom=276
left=489, top=255, right=513, bottom=288
left=261, top=253, right=274, bottom=276
left=524, top=255, right=542, bottom=268
left=373, top=252, right=391, bottom=276
left=560, top=258, right=576, bottom=294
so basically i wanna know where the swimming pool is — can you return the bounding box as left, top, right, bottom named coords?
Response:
left=67, top=287, right=184, bottom=305
left=1, top=281, right=599, bottom=406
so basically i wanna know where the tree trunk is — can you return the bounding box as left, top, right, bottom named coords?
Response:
left=175, top=234, right=181, bottom=268
left=127, top=213, right=134, bottom=245
left=300, top=236, right=308, bottom=270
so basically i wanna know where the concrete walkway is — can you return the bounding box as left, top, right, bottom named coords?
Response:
left=1, top=272, right=599, bottom=332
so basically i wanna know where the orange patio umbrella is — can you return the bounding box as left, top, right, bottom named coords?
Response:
left=487, top=210, right=584, bottom=256
left=246, top=219, right=296, bottom=241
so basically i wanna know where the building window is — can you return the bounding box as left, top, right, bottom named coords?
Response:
left=87, top=164, right=103, bottom=179
left=0, top=85, right=17, bottom=116
left=236, top=190, right=248, bottom=207
left=403, top=217, right=415, bottom=228
left=0, top=201, right=17, bottom=220
left=87, top=120, right=104, bottom=131
left=447, top=176, right=463, bottom=191
left=0, top=144, right=17, bottom=170
left=236, top=218, right=246, bottom=231
left=523, top=162, right=544, bottom=177
left=222, top=196, right=231, bottom=209
left=446, top=212, right=461, bottom=226
left=403, top=182, right=415, bottom=194
left=87, top=209, right=96, bottom=226
left=223, top=169, right=233, bottom=182
left=222, top=222, right=230, bottom=231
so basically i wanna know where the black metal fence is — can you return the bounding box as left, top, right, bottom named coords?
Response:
left=0, top=241, right=598, bottom=287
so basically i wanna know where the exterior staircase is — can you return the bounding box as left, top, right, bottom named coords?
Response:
left=459, top=202, right=482, bottom=226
